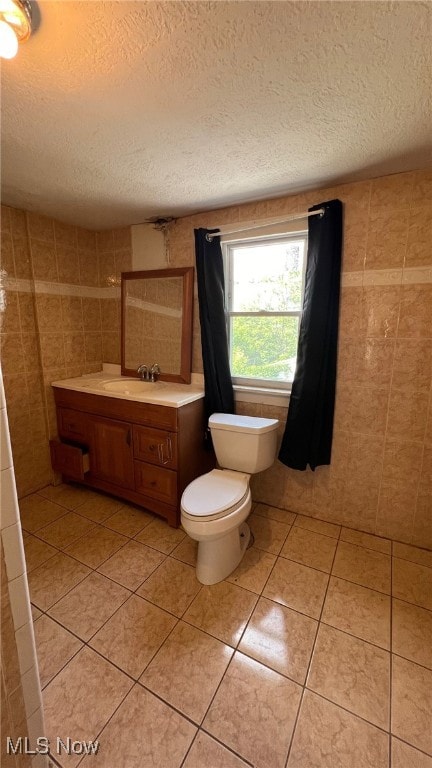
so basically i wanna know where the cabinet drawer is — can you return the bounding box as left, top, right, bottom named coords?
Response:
left=50, top=439, right=90, bottom=480
left=133, top=426, right=177, bottom=469
left=58, top=408, right=88, bottom=442
left=134, top=461, right=177, bottom=505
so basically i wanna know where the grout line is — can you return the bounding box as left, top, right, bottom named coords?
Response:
left=180, top=591, right=259, bottom=654
left=190, top=726, right=256, bottom=768
left=317, top=618, right=390, bottom=655
left=173, top=526, right=294, bottom=755
left=283, top=530, right=341, bottom=767
left=300, top=688, right=392, bottom=736
left=389, top=651, right=432, bottom=674
left=389, top=736, right=432, bottom=761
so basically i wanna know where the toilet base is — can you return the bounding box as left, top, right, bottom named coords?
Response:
left=196, top=522, right=251, bottom=585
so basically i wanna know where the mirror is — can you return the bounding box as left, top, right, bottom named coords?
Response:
left=121, top=267, right=194, bottom=384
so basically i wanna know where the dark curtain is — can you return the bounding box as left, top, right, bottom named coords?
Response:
left=279, top=199, right=343, bottom=471
left=195, top=228, right=234, bottom=425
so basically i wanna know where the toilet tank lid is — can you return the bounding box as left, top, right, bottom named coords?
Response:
left=209, top=413, right=279, bottom=434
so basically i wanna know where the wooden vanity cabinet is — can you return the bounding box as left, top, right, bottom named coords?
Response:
left=91, top=415, right=135, bottom=489
left=50, top=388, right=214, bottom=527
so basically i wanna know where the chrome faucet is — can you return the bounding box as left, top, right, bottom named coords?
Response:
left=137, top=364, right=149, bottom=381
left=150, top=363, right=160, bottom=382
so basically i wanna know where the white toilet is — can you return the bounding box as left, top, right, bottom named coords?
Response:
left=181, top=413, right=279, bottom=585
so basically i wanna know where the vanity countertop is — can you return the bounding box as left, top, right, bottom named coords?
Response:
left=51, top=372, right=205, bottom=408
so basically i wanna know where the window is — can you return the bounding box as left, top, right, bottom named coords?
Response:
left=223, top=232, right=307, bottom=390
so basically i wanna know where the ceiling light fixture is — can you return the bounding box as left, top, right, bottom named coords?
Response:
left=0, top=0, right=32, bottom=59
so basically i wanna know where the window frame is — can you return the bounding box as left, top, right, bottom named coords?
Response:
left=222, top=230, right=308, bottom=392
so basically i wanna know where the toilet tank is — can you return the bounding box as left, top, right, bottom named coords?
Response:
left=209, top=413, right=279, bottom=474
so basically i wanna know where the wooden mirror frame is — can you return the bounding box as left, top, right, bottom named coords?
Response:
left=121, top=267, right=194, bottom=384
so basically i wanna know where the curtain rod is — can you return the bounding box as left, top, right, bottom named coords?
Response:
left=205, top=208, right=325, bottom=242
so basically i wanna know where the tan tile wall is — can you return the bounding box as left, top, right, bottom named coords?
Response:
left=0, top=206, right=131, bottom=496
left=168, top=169, right=432, bottom=549
left=1, top=207, right=51, bottom=496
left=97, top=226, right=132, bottom=366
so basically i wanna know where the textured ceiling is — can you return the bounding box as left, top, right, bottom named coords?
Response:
left=1, top=0, right=431, bottom=229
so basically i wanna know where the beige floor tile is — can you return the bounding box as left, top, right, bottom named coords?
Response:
left=65, top=525, right=128, bottom=568
left=135, top=517, right=186, bottom=553
left=141, top=621, right=233, bottom=723
left=294, top=514, right=341, bottom=539
left=23, top=534, right=57, bottom=572
left=183, top=732, right=249, bottom=768
left=19, top=494, right=67, bottom=532
left=103, top=505, right=154, bottom=537
left=393, top=541, right=432, bottom=569
left=322, top=576, right=390, bottom=649
left=392, top=738, right=432, bottom=768
left=48, top=572, right=130, bottom=641
left=393, top=557, right=432, bottom=610
left=183, top=581, right=258, bottom=646
left=43, top=647, right=133, bottom=768
left=332, top=541, right=391, bottom=593
left=392, top=655, right=432, bottom=755
left=90, top=595, right=176, bottom=679
left=171, top=535, right=198, bottom=566
left=203, top=651, right=302, bottom=768
left=253, top=503, right=296, bottom=525
left=226, top=547, right=276, bottom=594
left=340, top=527, right=391, bottom=554
left=239, top=597, right=317, bottom=684
left=31, top=605, right=42, bottom=621
left=36, top=511, right=96, bottom=549
left=80, top=684, right=196, bottom=768
left=287, top=690, right=389, bottom=768
left=248, top=513, right=291, bottom=555
left=281, top=527, right=337, bottom=572
left=28, top=553, right=90, bottom=611
left=392, top=599, right=432, bottom=669
left=307, top=624, right=390, bottom=729
left=74, top=493, right=124, bottom=523
left=38, top=483, right=95, bottom=510
left=263, top=558, right=329, bottom=619
left=97, top=540, right=165, bottom=590
left=34, top=615, right=83, bottom=688
left=137, top=557, right=201, bottom=617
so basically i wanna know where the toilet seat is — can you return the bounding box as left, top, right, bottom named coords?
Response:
left=181, top=469, right=249, bottom=522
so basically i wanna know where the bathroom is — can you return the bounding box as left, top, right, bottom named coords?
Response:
left=1, top=2, right=431, bottom=768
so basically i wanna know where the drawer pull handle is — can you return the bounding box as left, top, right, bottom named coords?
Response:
left=158, top=437, right=173, bottom=465
left=166, top=436, right=173, bottom=461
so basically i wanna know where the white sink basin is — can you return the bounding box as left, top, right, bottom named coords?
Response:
left=102, top=379, right=160, bottom=394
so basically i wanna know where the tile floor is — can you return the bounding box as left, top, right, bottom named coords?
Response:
left=20, top=485, right=432, bottom=768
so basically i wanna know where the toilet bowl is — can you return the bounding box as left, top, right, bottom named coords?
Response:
left=181, top=413, right=279, bottom=585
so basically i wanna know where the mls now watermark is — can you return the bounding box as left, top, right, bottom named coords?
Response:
left=7, top=736, right=100, bottom=757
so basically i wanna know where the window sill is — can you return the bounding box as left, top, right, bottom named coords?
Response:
left=233, top=384, right=291, bottom=407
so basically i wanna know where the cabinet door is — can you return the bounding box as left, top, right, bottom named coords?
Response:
left=90, top=415, right=135, bottom=489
